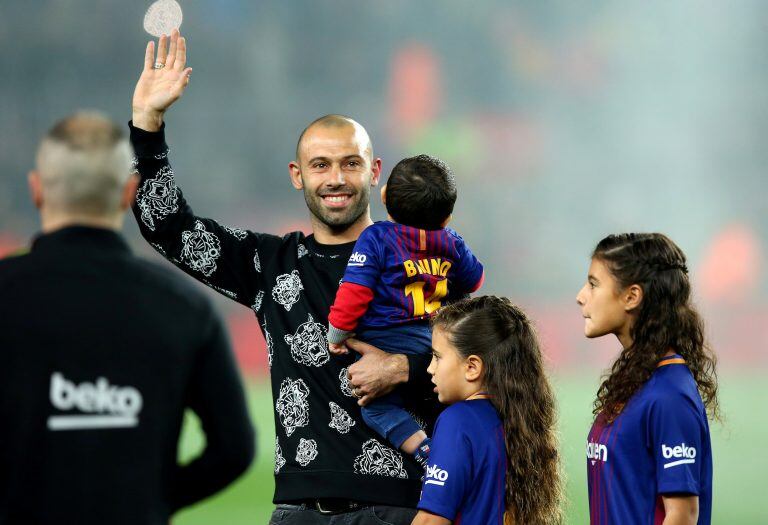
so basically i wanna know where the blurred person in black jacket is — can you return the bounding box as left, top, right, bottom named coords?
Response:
left=0, top=111, right=255, bottom=525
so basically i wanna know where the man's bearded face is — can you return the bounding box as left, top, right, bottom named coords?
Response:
left=297, top=125, right=376, bottom=231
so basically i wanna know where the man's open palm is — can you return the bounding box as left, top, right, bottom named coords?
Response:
left=132, top=29, right=191, bottom=131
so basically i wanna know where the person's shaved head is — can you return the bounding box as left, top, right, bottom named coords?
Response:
left=288, top=114, right=380, bottom=235
left=35, top=111, right=134, bottom=217
left=295, top=114, right=372, bottom=163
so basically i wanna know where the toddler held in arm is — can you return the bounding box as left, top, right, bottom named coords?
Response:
left=327, top=154, right=484, bottom=466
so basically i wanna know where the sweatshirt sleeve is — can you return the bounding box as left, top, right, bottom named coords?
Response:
left=130, top=122, right=282, bottom=309
left=168, top=307, right=255, bottom=512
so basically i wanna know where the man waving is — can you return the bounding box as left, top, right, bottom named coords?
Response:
left=130, top=30, right=437, bottom=523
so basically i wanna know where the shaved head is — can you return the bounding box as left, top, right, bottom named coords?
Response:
left=288, top=114, right=380, bottom=235
left=35, top=111, right=134, bottom=216
left=295, top=114, right=372, bottom=163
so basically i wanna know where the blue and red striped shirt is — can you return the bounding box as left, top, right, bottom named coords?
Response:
left=586, top=355, right=713, bottom=524
left=328, top=221, right=483, bottom=341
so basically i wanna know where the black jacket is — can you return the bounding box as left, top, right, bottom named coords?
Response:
left=0, top=226, right=254, bottom=524
left=130, top=123, right=438, bottom=506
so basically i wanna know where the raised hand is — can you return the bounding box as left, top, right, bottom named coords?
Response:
left=132, top=29, right=192, bottom=132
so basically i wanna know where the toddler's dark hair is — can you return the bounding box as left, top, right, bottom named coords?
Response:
left=385, top=154, right=456, bottom=230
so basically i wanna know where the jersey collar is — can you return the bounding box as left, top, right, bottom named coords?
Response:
left=657, top=354, right=685, bottom=368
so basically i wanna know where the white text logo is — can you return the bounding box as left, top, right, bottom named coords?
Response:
left=425, top=464, right=449, bottom=486
left=586, top=441, right=608, bottom=465
left=661, top=443, right=696, bottom=469
left=348, top=252, right=367, bottom=267
left=48, top=372, right=143, bottom=431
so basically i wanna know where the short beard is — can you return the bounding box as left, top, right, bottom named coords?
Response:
left=303, top=185, right=371, bottom=232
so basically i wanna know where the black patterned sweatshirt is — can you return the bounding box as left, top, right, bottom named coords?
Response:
left=129, top=122, right=437, bottom=506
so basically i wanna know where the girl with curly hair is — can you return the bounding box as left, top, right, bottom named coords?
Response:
left=411, top=295, right=563, bottom=525
left=577, top=233, right=718, bottom=525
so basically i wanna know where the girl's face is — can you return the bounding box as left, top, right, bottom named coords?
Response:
left=576, top=257, right=634, bottom=341
left=428, top=326, right=473, bottom=404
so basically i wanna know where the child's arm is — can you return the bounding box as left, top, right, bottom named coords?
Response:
left=327, top=225, right=383, bottom=354
left=467, top=270, right=484, bottom=293
left=448, top=230, right=484, bottom=294
left=327, top=282, right=374, bottom=354
left=411, top=510, right=451, bottom=525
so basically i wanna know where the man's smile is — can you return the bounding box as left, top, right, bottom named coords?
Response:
left=320, top=193, right=353, bottom=208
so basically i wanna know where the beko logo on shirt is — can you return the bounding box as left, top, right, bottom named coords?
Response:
left=661, top=443, right=696, bottom=469
left=425, top=464, right=449, bottom=486
left=348, top=252, right=367, bottom=267
left=47, top=372, right=143, bottom=431
left=586, top=441, right=608, bottom=465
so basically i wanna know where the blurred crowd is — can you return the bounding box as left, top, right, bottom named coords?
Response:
left=2, top=0, right=766, bottom=371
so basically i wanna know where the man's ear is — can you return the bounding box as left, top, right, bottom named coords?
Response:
left=464, top=355, right=484, bottom=383
left=288, top=160, right=304, bottom=190
left=120, top=173, right=140, bottom=210
left=624, top=284, right=644, bottom=311
left=28, top=171, right=44, bottom=209
left=370, top=157, right=382, bottom=187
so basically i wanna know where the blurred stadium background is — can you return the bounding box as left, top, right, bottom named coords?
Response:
left=2, top=1, right=766, bottom=522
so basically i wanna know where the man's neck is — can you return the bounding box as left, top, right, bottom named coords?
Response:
left=310, top=214, right=373, bottom=245
left=40, top=212, right=123, bottom=234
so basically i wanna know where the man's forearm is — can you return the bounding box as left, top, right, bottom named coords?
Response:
left=132, top=109, right=164, bottom=132
left=392, top=353, right=410, bottom=385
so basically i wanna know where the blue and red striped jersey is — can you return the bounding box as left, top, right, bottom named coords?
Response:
left=330, top=221, right=483, bottom=333
left=586, top=355, right=713, bottom=524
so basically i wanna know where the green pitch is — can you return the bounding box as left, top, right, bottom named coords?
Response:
left=174, top=372, right=767, bottom=524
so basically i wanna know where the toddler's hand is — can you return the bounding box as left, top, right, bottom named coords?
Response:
left=329, top=341, right=349, bottom=355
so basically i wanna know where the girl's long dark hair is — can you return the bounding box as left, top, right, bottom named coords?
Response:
left=592, top=233, right=719, bottom=422
left=432, top=296, right=563, bottom=525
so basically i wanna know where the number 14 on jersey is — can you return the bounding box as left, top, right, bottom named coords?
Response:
left=404, top=280, right=448, bottom=316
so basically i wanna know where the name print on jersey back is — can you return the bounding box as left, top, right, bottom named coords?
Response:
left=403, top=257, right=452, bottom=278
left=48, top=372, right=143, bottom=431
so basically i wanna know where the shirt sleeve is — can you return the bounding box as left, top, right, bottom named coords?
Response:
left=130, top=122, right=282, bottom=308
left=327, top=282, right=375, bottom=343
left=169, top=307, right=255, bottom=511
left=417, top=408, right=473, bottom=520
left=447, top=230, right=484, bottom=294
left=338, top=225, right=382, bottom=289
left=647, top=393, right=707, bottom=496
